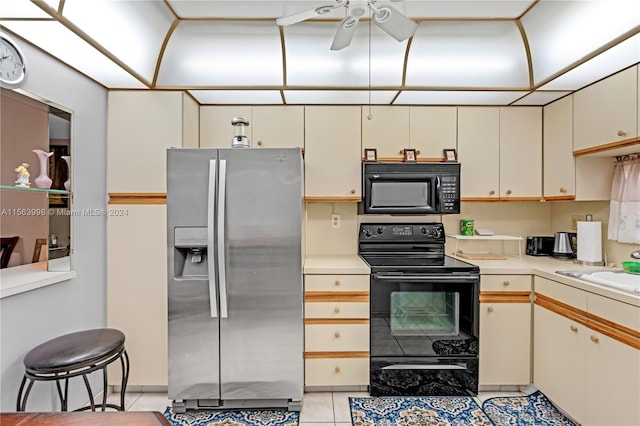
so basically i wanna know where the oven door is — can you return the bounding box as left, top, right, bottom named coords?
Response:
left=369, top=272, right=480, bottom=396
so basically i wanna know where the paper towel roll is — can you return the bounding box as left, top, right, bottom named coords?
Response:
left=577, top=221, right=602, bottom=264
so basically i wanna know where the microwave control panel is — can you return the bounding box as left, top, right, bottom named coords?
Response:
left=440, top=175, right=459, bottom=212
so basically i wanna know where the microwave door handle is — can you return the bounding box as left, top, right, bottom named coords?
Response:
left=435, top=175, right=441, bottom=212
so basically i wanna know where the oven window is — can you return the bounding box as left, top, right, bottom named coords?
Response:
left=390, top=291, right=459, bottom=336
left=371, top=182, right=430, bottom=207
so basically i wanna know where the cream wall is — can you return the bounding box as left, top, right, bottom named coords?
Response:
left=305, top=200, right=638, bottom=265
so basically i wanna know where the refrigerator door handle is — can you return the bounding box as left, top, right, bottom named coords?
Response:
left=217, top=159, right=229, bottom=318
left=207, top=160, right=218, bottom=318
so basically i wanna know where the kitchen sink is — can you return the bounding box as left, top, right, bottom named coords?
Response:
left=556, top=270, right=640, bottom=295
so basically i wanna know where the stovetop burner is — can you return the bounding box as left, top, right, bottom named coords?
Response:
left=358, top=223, right=479, bottom=273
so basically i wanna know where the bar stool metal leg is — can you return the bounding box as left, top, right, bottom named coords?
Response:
left=81, top=374, right=95, bottom=411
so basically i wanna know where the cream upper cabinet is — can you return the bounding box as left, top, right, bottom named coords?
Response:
left=409, top=107, right=457, bottom=160
left=361, top=106, right=409, bottom=159
left=458, top=107, right=500, bottom=199
left=251, top=106, right=304, bottom=148
left=200, top=106, right=303, bottom=149
left=200, top=106, right=252, bottom=148
left=107, top=91, right=188, bottom=193
left=573, top=65, right=638, bottom=153
left=543, top=96, right=575, bottom=200
left=304, top=106, right=362, bottom=200
left=499, top=107, right=542, bottom=200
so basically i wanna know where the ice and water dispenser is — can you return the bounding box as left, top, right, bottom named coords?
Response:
left=173, top=227, right=208, bottom=278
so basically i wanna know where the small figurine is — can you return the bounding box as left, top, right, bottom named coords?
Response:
left=15, top=162, right=31, bottom=187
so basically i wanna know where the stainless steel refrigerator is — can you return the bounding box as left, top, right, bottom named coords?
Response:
left=167, top=148, right=303, bottom=412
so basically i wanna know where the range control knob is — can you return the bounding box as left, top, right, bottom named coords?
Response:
left=376, top=227, right=384, bottom=235
left=432, top=227, right=443, bottom=239
left=419, top=227, right=428, bottom=235
left=364, top=229, right=372, bottom=238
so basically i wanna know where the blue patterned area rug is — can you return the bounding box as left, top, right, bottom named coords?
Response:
left=481, top=391, right=577, bottom=426
left=163, top=407, right=299, bottom=426
left=350, top=396, right=493, bottom=426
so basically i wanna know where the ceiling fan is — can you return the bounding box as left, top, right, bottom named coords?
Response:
left=276, top=0, right=418, bottom=50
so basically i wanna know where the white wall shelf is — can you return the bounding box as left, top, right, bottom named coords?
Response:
left=447, top=234, right=523, bottom=258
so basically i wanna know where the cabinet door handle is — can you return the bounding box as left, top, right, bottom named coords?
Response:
left=350, top=189, right=356, bottom=194
left=503, top=281, right=510, bottom=286
left=617, top=130, right=626, bottom=137
left=399, top=149, right=404, bottom=154
left=560, top=187, right=567, bottom=193
left=487, top=306, right=494, bottom=312
left=570, top=325, right=578, bottom=332
left=334, top=332, right=341, bottom=338
left=257, top=141, right=263, bottom=146
left=335, top=366, right=341, bottom=373
left=416, top=150, right=421, bottom=155
left=506, top=189, right=512, bottom=195
left=489, top=190, right=496, bottom=195
left=334, top=307, right=340, bottom=314
left=590, top=335, right=599, bottom=343
left=334, top=280, right=341, bottom=286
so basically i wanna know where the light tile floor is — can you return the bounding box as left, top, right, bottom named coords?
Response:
left=110, top=389, right=530, bottom=426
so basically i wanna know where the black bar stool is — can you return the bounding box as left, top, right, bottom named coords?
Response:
left=17, top=328, right=130, bottom=412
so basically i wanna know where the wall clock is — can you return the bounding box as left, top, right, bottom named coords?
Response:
left=0, top=34, right=27, bottom=89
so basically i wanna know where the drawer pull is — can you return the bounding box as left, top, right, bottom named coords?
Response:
left=617, top=130, right=626, bottom=137
left=487, top=306, right=494, bottom=313
left=506, top=189, right=512, bottom=195
left=489, top=190, right=496, bottom=195
left=350, top=189, right=356, bottom=194
left=590, top=335, right=599, bottom=343
left=334, top=332, right=341, bottom=338
left=257, top=141, right=263, bottom=146
left=560, top=187, right=567, bottom=193
left=502, top=281, right=510, bottom=286
left=334, top=280, right=341, bottom=286
left=570, top=325, right=578, bottom=332
left=334, top=307, right=340, bottom=314
left=334, top=366, right=341, bottom=373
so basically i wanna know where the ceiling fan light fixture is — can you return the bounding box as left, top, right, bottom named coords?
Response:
left=371, top=4, right=417, bottom=42
left=331, top=16, right=360, bottom=50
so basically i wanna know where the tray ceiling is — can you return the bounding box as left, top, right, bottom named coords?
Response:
left=1, top=0, right=639, bottom=105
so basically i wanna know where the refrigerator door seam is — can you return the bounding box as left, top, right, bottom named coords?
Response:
left=207, top=159, right=218, bottom=318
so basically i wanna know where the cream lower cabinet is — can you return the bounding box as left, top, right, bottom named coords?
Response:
left=304, top=274, right=369, bottom=387
left=534, top=276, right=640, bottom=425
left=479, top=275, right=531, bottom=386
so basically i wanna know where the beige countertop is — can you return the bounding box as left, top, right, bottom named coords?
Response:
left=303, top=255, right=370, bottom=274
left=452, top=254, right=640, bottom=307
left=304, top=253, right=639, bottom=307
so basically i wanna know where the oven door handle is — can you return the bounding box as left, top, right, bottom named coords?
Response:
left=372, top=274, right=478, bottom=281
left=382, top=364, right=467, bottom=370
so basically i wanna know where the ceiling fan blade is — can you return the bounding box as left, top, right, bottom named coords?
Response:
left=372, top=5, right=418, bottom=42
left=277, top=1, right=346, bottom=26
left=331, top=16, right=359, bottom=50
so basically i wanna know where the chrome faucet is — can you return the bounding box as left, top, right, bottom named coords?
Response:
left=631, top=250, right=640, bottom=259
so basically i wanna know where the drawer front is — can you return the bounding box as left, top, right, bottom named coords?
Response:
left=305, top=324, right=369, bottom=352
left=305, top=302, right=369, bottom=319
left=482, top=275, right=531, bottom=292
left=305, top=357, right=369, bottom=386
left=588, top=293, right=640, bottom=332
left=305, top=274, right=370, bottom=292
left=535, top=277, right=587, bottom=310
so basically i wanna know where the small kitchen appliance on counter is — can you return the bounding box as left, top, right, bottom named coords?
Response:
left=552, top=232, right=577, bottom=259
left=526, top=236, right=555, bottom=256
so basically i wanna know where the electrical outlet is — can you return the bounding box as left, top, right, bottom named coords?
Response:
left=331, top=213, right=341, bottom=229
left=570, top=215, right=584, bottom=231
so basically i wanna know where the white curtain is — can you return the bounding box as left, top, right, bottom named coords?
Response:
left=608, top=155, right=640, bottom=243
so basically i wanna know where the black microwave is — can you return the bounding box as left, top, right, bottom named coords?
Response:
left=362, top=162, right=461, bottom=215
